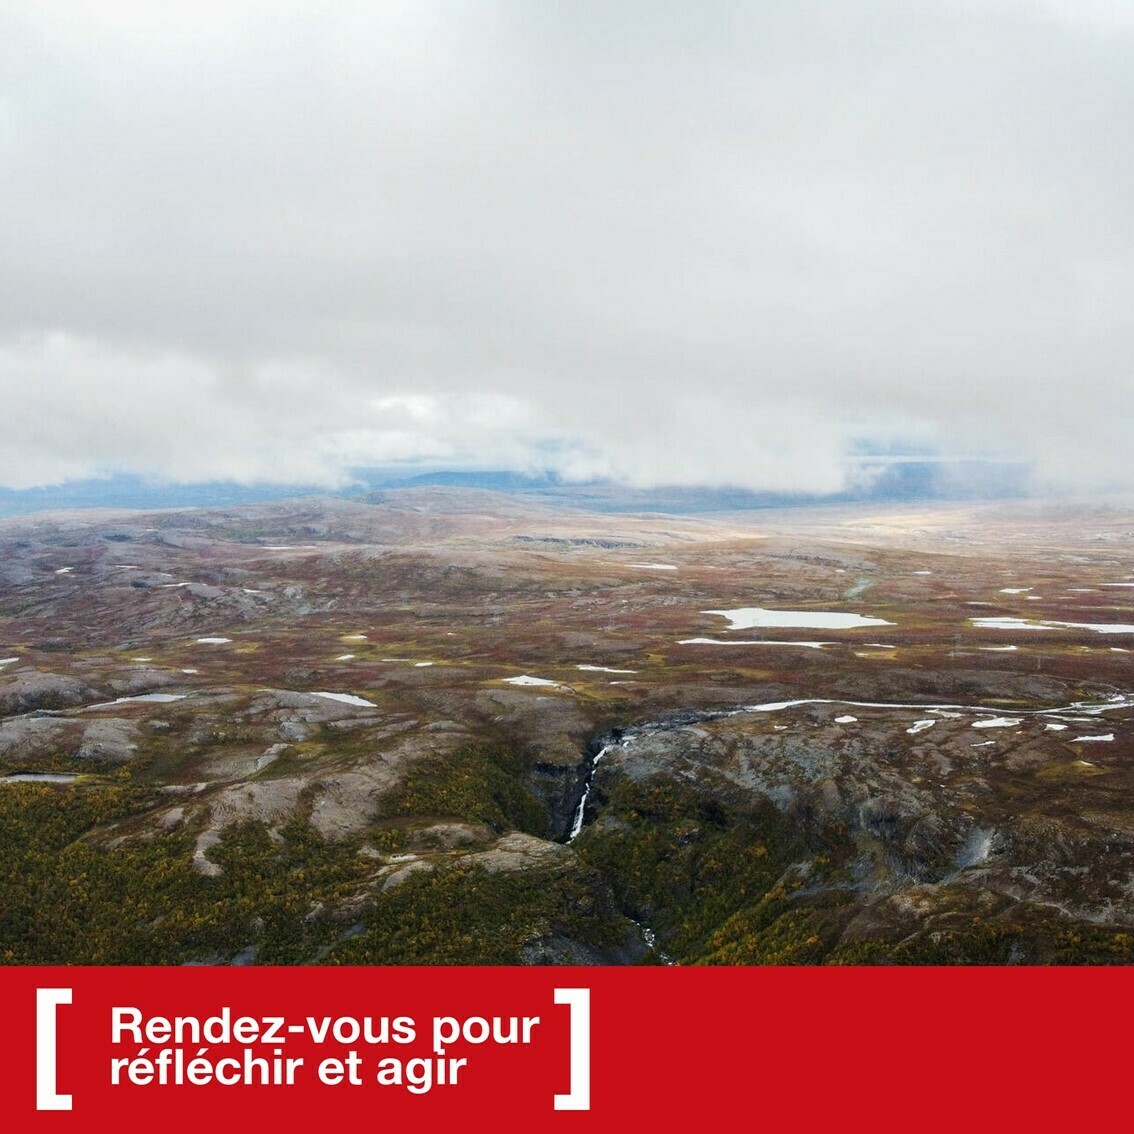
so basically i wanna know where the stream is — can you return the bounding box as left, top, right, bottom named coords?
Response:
left=559, top=688, right=1134, bottom=963
left=563, top=691, right=1134, bottom=841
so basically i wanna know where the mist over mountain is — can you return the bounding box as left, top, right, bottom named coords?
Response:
left=0, top=457, right=1036, bottom=519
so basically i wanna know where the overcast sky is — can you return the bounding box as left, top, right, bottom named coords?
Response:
left=2, top=1, right=1132, bottom=494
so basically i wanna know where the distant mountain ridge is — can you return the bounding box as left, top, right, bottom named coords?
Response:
left=0, top=458, right=1032, bottom=519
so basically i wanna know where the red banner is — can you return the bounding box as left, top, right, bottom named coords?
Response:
left=3, top=966, right=1127, bottom=1130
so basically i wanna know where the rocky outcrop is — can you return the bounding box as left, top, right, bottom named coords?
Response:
left=567, top=692, right=1134, bottom=956
left=0, top=670, right=102, bottom=714
left=76, top=719, right=138, bottom=763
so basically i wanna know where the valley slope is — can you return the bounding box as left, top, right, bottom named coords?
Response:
left=2, top=490, right=1133, bottom=964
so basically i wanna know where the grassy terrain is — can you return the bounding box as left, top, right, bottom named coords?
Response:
left=3, top=493, right=1134, bottom=964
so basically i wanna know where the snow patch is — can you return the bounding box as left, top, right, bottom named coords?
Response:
left=970, top=617, right=1051, bottom=631
left=749, top=700, right=822, bottom=713
left=736, top=693, right=1134, bottom=725
left=4, top=773, right=77, bottom=783
left=311, top=692, right=376, bottom=708
left=1050, top=621, right=1134, bottom=635
left=973, top=616, right=1134, bottom=635
left=678, top=638, right=831, bottom=649
left=704, top=607, right=893, bottom=630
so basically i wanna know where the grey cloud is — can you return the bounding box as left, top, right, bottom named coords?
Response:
left=1, top=1, right=1132, bottom=491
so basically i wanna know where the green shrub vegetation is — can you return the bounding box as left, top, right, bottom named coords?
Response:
left=5, top=768, right=1131, bottom=966
left=328, top=861, right=629, bottom=965
left=385, top=743, right=549, bottom=835
left=0, top=776, right=622, bottom=965
left=578, top=775, right=839, bottom=962
left=0, top=785, right=375, bottom=964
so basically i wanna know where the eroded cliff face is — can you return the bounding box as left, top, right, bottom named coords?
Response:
left=566, top=691, right=1134, bottom=963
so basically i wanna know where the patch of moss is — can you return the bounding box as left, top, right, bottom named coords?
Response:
left=328, top=860, right=629, bottom=965
left=0, top=787, right=371, bottom=964
left=385, top=743, right=549, bottom=836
